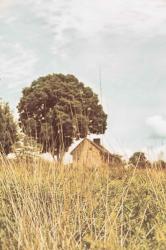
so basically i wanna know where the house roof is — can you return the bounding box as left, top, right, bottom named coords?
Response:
left=70, top=138, right=111, bottom=155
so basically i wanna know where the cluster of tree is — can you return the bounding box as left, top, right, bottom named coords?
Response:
left=0, top=74, right=107, bottom=161
left=128, top=152, right=151, bottom=168
left=2, top=73, right=166, bottom=167
left=153, top=160, right=166, bottom=169
left=128, top=152, right=166, bottom=169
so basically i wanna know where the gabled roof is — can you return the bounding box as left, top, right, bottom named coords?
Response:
left=70, top=138, right=111, bottom=155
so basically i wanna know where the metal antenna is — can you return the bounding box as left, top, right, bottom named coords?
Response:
left=99, top=66, right=104, bottom=145
left=99, top=66, right=103, bottom=105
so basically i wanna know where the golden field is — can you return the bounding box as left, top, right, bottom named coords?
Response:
left=0, top=158, right=166, bottom=250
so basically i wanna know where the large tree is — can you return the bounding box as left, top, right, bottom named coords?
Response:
left=18, top=74, right=107, bottom=161
left=0, top=101, right=18, bottom=155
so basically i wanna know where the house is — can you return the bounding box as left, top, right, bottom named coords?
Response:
left=71, top=138, right=122, bottom=167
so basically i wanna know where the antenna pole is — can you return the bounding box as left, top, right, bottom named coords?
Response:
left=99, top=66, right=103, bottom=105
left=99, top=66, right=104, bottom=145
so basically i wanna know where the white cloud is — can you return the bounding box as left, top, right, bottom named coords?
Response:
left=28, top=0, right=166, bottom=38
left=0, top=42, right=37, bottom=89
left=21, top=0, right=166, bottom=72
left=146, top=115, right=166, bottom=138
left=0, top=0, right=11, bottom=9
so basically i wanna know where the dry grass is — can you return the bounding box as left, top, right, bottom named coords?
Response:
left=0, top=158, right=166, bottom=249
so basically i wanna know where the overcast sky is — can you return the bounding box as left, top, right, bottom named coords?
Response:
left=0, top=0, right=166, bottom=156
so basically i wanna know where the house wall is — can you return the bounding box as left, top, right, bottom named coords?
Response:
left=72, top=139, right=103, bottom=167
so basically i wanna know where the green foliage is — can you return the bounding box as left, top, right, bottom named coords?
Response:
left=0, top=101, right=18, bottom=154
left=15, top=132, right=41, bottom=162
left=129, top=152, right=150, bottom=168
left=18, top=74, right=107, bottom=160
left=109, top=154, right=124, bottom=168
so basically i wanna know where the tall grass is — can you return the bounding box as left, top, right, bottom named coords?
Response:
left=0, top=158, right=166, bottom=249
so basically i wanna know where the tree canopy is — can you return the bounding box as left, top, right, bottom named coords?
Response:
left=129, top=152, right=150, bottom=168
left=0, top=101, right=18, bottom=154
left=18, top=74, right=107, bottom=160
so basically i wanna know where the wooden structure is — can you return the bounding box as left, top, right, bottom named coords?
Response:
left=71, top=138, right=122, bottom=167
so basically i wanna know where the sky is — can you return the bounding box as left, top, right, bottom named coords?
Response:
left=0, top=0, right=166, bottom=159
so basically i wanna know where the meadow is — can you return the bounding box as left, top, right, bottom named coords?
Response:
left=0, top=158, right=166, bottom=250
